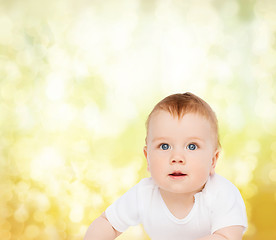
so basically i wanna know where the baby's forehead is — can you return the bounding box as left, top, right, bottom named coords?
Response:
left=149, top=110, right=211, bottom=124
left=147, top=110, right=217, bottom=137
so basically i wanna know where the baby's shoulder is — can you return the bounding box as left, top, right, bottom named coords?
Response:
left=136, top=177, right=157, bottom=191
left=206, top=174, right=237, bottom=189
left=133, top=178, right=159, bottom=208
left=203, top=174, right=240, bottom=201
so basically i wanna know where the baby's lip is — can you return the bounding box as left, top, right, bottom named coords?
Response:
left=169, top=171, right=187, bottom=176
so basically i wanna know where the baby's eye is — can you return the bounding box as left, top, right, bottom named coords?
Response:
left=160, top=143, right=171, bottom=150
left=186, top=143, right=198, bottom=151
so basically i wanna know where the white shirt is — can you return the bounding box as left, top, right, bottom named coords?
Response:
left=105, top=174, right=248, bottom=240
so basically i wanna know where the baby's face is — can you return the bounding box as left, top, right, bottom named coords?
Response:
left=144, top=110, right=219, bottom=196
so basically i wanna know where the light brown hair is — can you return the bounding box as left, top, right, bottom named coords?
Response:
left=145, top=92, right=221, bottom=148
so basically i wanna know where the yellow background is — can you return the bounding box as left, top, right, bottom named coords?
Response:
left=0, top=0, right=276, bottom=239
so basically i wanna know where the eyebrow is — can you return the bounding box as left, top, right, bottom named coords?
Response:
left=186, top=137, right=205, bottom=142
left=152, top=136, right=205, bottom=143
left=151, top=137, right=170, bottom=143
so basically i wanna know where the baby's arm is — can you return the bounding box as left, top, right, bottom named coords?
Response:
left=196, top=226, right=245, bottom=240
left=84, top=212, right=122, bottom=240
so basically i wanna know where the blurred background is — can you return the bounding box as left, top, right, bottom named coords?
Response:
left=0, top=0, right=276, bottom=239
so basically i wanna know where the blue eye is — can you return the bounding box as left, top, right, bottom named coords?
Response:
left=187, top=143, right=197, bottom=151
left=160, top=143, right=170, bottom=150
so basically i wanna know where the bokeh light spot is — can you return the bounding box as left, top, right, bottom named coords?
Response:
left=14, top=205, right=29, bottom=223
left=268, top=169, right=276, bottom=182
left=44, top=225, right=59, bottom=239
left=242, top=183, right=258, bottom=199
left=34, top=210, right=46, bottom=223
left=45, top=72, right=67, bottom=101
left=24, top=225, right=40, bottom=239
left=245, top=140, right=260, bottom=154
left=69, top=204, right=84, bottom=223
left=30, top=147, right=64, bottom=181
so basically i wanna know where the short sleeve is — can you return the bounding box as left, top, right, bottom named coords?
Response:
left=105, top=183, right=141, bottom=232
left=210, top=178, right=248, bottom=234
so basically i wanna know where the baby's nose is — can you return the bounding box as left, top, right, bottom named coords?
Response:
left=170, top=158, right=185, bottom=164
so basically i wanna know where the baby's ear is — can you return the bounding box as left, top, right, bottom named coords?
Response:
left=143, top=146, right=147, bottom=159
left=210, top=149, right=220, bottom=175
left=143, top=146, right=150, bottom=171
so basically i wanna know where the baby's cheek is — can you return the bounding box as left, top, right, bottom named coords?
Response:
left=191, top=162, right=209, bottom=174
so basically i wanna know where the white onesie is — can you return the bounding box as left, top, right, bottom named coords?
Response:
left=105, top=174, right=247, bottom=240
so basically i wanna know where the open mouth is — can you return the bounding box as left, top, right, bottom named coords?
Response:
left=169, top=171, right=187, bottom=177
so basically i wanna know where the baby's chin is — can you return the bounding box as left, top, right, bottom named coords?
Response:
left=159, top=181, right=209, bottom=195
left=158, top=186, right=199, bottom=196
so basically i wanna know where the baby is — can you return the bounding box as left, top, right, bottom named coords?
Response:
left=84, top=92, right=248, bottom=240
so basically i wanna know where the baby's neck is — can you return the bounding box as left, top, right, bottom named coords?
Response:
left=159, top=189, right=196, bottom=219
